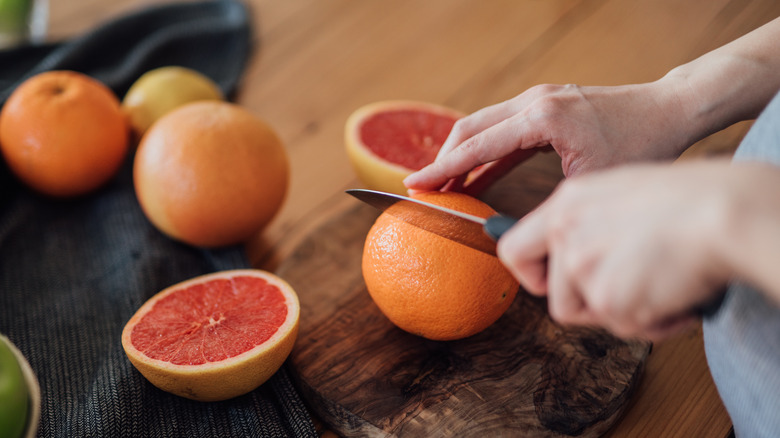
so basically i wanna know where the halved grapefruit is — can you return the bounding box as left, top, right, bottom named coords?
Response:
left=345, top=100, right=464, bottom=195
left=121, top=269, right=299, bottom=402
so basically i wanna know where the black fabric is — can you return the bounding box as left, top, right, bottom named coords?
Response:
left=0, top=1, right=317, bottom=437
left=1, top=0, right=252, bottom=102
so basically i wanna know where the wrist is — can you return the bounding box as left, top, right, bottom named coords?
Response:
left=635, top=76, right=705, bottom=157
left=654, top=68, right=722, bottom=149
left=661, top=50, right=780, bottom=141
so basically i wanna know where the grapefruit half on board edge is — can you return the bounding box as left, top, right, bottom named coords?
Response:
left=345, top=100, right=464, bottom=196
left=121, top=269, right=300, bottom=402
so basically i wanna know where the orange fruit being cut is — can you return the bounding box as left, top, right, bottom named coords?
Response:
left=0, top=70, right=129, bottom=197
left=345, top=100, right=463, bottom=195
left=121, top=269, right=300, bottom=402
left=133, top=101, right=289, bottom=248
left=362, top=191, right=519, bottom=341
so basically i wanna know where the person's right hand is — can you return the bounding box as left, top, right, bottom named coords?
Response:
left=496, top=159, right=780, bottom=340
left=404, top=80, right=697, bottom=193
left=495, top=160, right=728, bottom=340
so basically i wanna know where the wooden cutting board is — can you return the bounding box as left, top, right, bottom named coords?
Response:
left=278, top=158, right=651, bottom=437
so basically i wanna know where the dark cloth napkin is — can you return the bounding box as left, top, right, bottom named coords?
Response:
left=0, top=1, right=317, bottom=437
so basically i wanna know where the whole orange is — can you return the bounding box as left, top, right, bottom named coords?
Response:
left=133, top=101, right=289, bottom=248
left=0, top=70, right=129, bottom=197
left=362, top=191, right=519, bottom=341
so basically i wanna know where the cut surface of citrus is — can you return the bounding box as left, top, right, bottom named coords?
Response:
left=121, top=269, right=299, bottom=402
left=345, top=100, right=463, bottom=195
left=362, top=191, right=519, bottom=341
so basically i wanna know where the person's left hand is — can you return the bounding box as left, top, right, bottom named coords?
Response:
left=497, top=160, right=734, bottom=341
left=404, top=81, right=695, bottom=195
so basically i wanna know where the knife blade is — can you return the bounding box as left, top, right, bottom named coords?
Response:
left=346, top=189, right=517, bottom=256
left=347, top=189, right=727, bottom=320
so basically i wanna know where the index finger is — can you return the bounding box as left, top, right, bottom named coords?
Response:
left=404, top=113, right=544, bottom=191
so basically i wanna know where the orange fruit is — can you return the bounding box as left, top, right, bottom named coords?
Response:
left=133, top=101, right=289, bottom=247
left=362, top=191, right=519, bottom=340
left=121, top=269, right=300, bottom=402
left=0, top=70, right=129, bottom=197
left=345, top=100, right=463, bottom=195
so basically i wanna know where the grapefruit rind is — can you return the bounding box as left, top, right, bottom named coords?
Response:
left=362, top=192, right=519, bottom=341
left=133, top=101, right=290, bottom=248
left=121, top=269, right=300, bottom=402
left=344, top=100, right=464, bottom=196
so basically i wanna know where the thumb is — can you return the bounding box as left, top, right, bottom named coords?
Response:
left=497, top=208, right=551, bottom=295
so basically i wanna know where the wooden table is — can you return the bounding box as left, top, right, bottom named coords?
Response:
left=47, top=0, right=780, bottom=436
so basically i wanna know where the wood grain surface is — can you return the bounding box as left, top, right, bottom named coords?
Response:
left=44, top=0, right=780, bottom=436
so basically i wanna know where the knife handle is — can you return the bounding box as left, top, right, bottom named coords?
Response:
left=484, top=214, right=518, bottom=241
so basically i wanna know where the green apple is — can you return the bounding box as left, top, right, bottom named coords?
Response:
left=0, top=335, right=29, bottom=438
left=0, top=0, right=32, bottom=33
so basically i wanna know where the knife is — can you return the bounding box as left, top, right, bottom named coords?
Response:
left=347, top=188, right=727, bottom=319
left=346, top=189, right=517, bottom=256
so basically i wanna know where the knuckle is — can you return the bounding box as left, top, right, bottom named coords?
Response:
left=527, top=83, right=561, bottom=96
left=456, top=134, right=494, bottom=164
left=545, top=201, right=577, bottom=245
left=609, top=324, right=636, bottom=340
left=588, top=291, right=613, bottom=319
left=533, top=94, right=569, bottom=118
left=449, top=118, right=470, bottom=139
left=528, top=84, right=583, bottom=120
left=564, top=246, right=595, bottom=281
left=633, top=307, right=655, bottom=329
left=456, top=136, right=482, bottom=159
left=548, top=302, right=571, bottom=325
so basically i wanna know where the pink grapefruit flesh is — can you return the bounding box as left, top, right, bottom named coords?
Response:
left=345, top=100, right=464, bottom=195
left=358, top=109, right=458, bottom=170
left=121, top=269, right=299, bottom=402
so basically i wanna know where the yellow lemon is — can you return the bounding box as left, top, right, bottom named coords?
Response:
left=121, top=66, right=224, bottom=140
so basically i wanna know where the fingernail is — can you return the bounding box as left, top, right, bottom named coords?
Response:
left=402, top=173, right=419, bottom=186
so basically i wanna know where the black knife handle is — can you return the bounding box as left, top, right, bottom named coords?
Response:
left=484, top=214, right=518, bottom=241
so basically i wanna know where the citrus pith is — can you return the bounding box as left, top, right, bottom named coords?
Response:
left=362, top=191, right=519, bottom=341
left=345, top=100, right=463, bottom=195
left=121, top=269, right=300, bottom=402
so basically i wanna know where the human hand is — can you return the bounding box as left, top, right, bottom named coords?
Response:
left=497, top=160, right=736, bottom=341
left=404, top=81, right=695, bottom=194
